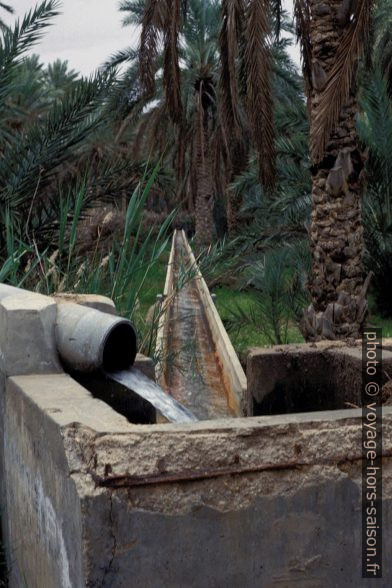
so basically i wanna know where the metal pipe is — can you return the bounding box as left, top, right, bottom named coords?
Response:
left=55, top=302, right=137, bottom=373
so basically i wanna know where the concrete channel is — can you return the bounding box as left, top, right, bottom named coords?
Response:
left=155, top=229, right=250, bottom=420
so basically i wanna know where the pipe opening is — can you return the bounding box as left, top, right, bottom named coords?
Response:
left=102, top=322, right=137, bottom=371
left=72, top=372, right=157, bottom=424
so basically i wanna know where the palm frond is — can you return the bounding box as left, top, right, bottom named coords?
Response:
left=105, top=63, right=145, bottom=126
left=270, top=0, right=282, bottom=39
left=139, top=0, right=165, bottom=97
left=0, top=70, right=113, bottom=219
left=310, top=0, right=374, bottom=163
left=0, top=1, right=13, bottom=28
left=162, top=0, right=183, bottom=123
left=293, top=0, right=312, bottom=93
left=244, top=0, right=275, bottom=190
left=219, top=0, right=245, bottom=145
left=119, top=0, right=145, bottom=26
left=0, top=3, right=13, bottom=14
left=358, top=68, right=392, bottom=182
left=103, top=46, right=138, bottom=69
left=373, top=0, right=392, bottom=96
left=0, top=0, right=60, bottom=114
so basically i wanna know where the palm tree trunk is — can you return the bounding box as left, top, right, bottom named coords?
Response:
left=194, top=90, right=215, bottom=246
left=302, top=0, right=368, bottom=341
left=226, top=144, right=247, bottom=234
left=226, top=185, right=239, bottom=234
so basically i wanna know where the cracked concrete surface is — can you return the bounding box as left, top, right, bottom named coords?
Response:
left=2, top=374, right=392, bottom=586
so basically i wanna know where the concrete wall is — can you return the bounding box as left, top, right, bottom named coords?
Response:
left=3, top=372, right=392, bottom=587
left=3, top=376, right=84, bottom=587
left=247, top=340, right=392, bottom=413
left=1, top=285, right=392, bottom=586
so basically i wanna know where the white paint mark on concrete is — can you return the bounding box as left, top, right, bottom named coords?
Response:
left=36, top=476, right=72, bottom=588
left=4, top=431, right=72, bottom=588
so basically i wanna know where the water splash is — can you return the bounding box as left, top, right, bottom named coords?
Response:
left=106, top=368, right=198, bottom=424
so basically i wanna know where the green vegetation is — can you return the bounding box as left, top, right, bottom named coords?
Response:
left=138, top=264, right=391, bottom=355
left=137, top=249, right=169, bottom=319
left=369, top=315, right=392, bottom=337
left=0, top=0, right=391, bottom=578
left=213, top=285, right=304, bottom=352
left=0, top=0, right=391, bottom=352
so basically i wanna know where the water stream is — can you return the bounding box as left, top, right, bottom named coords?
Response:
left=106, top=368, right=198, bottom=424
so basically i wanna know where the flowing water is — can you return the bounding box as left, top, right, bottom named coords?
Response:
left=107, top=368, right=198, bottom=423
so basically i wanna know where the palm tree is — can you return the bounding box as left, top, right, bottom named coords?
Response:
left=231, top=32, right=311, bottom=245
left=44, top=59, right=79, bottom=100
left=0, top=1, right=124, bottom=257
left=122, top=0, right=276, bottom=245
left=219, top=0, right=276, bottom=231
left=118, top=0, right=221, bottom=244
left=295, top=0, right=375, bottom=340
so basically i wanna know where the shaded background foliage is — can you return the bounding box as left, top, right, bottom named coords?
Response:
left=0, top=0, right=391, bottom=338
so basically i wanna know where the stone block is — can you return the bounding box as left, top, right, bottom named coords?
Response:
left=248, top=341, right=392, bottom=415
left=0, top=293, right=61, bottom=376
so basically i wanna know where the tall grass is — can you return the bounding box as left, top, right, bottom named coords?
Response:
left=0, top=164, right=174, bottom=340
